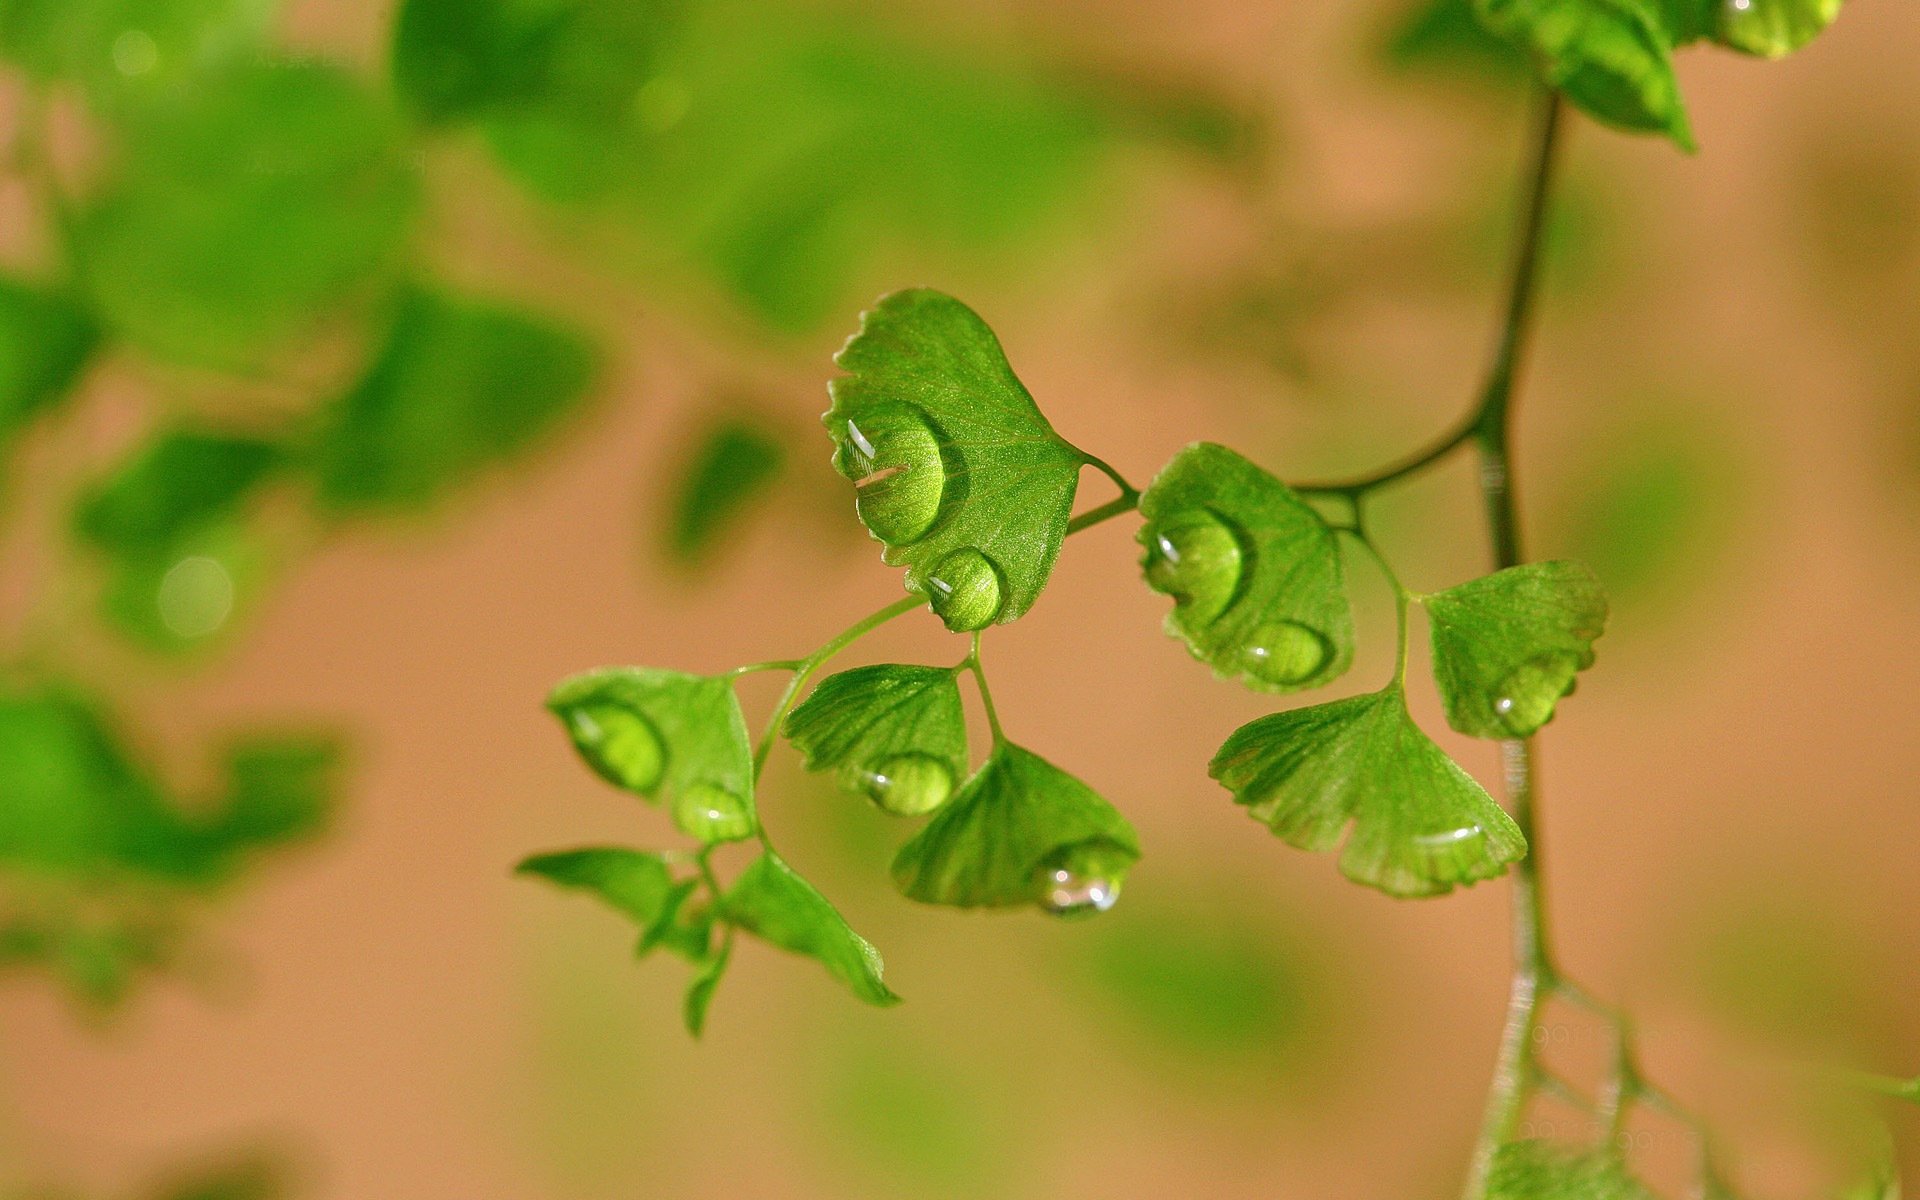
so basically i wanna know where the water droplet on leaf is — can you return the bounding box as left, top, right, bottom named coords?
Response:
left=1717, top=0, right=1832, bottom=57
left=563, top=703, right=666, bottom=793
left=1491, top=656, right=1573, bottom=736
left=1141, top=507, right=1242, bottom=625
left=926, top=547, right=1005, bottom=631
left=856, top=753, right=954, bottom=817
left=671, top=784, right=755, bottom=843
left=1240, top=620, right=1332, bottom=687
left=842, top=408, right=946, bottom=545
left=1033, top=839, right=1132, bottom=919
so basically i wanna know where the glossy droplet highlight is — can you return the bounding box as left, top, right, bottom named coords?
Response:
left=671, top=783, right=755, bottom=843
left=1491, top=656, right=1572, bottom=736
left=842, top=408, right=946, bottom=545
left=1240, top=620, right=1332, bottom=687
left=856, top=753, right=954, bottom=817
left=564, top=702, right=666, bottom=794
left=925, top=547, right=1005, bottom=631
left=1034, top=839, right=1133, bottom=919
left=1717, top=0, right=1837, bottom=57
left=1141, top=507, right=1242, bottom=625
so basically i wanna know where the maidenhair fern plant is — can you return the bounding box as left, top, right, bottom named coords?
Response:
left=521, top=0, right=1916, bottom=1193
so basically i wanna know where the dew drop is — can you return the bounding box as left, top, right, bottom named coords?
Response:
left=1141, top=507, right=1243, bottom=625
left=855, top=753, right=954, bottom=817
left=842, top=408, right=946, bottom=545
left=1033, top=839, right=1133, bottom=919
left=926, top=547, right=1005, bottom=631
left=563, top=702, right=666, bottom=793
left=1717, top=0, right=1824, bottom=57
left=1240, top=620, right=1332, bottom=687
left=671, top=783, right=756, bottom=844
left=1491, top=656, right=1572, bottom=736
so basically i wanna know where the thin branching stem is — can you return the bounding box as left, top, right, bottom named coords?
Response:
left=964, top=632, right=1006, bottom=744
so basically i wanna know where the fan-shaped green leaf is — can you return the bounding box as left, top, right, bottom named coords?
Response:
left=1487, top=1140, right=1659, bottom=1199
left=1137, top=442, right=1352, bottom=694
left=826, top=289, right=1088, bottom=631
left=891, top=742, right=1139, bottom=915
left=1209, top=689, right=1524, bottom=897
left=725, top=852, right=899, bottom=1006
left=783, top=664, right=968, bottom=817
left=1424, top=560, right=1607, bottom=738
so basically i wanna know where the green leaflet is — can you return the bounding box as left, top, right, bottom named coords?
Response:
left=891, top=741, right=1139, bottom=916
left=0, top=276, right=98, bottom=449
left=782, top=664, right=968, bottom=817
left=312, top=286, right=599, bottom=515
left=827, top=290, right=1087, bottom=632
left=517, top=847, right=676, bottom=925
left=724, top=852, right=900, bottom=1006
left=1424, top=560, right=1608, bottom=738
left=1209, top=689, right=1525, bottom=897
left=682, top=937, right=731, bottom=1037
left=546, top=669, right=756, bottom=844
left=1137, top=442, right=1353, bottom=695
left=76, top=59, right=418, bottom=366
left=1486, top=1140, right=1660, bottom=1198
left=663, top=414, right=787, bottom=568
left=1474, top=0, right=1694, bottom=149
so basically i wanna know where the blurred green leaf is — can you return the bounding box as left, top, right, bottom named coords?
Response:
left=1487, top=1140, right=1658, bottom=1198
left=75, top=427, right=282, bottom=555
left=1138, top=442, right=1353, bottom=694
left=681, top=936, right=729, bottom=1037
left=546, top=669, right=754, bottom=838
left=782, top=664, right=968, bottom=817
left=1380, top=0, right=1532, bottom=83
left=77, top=59, right=418, bottom=365
left=518, top=846, right=675, bottom=924
left=146, top=1152, right=289, bottom=1200
left=1473, top=0, right=1693, bottom=148
left=891, top=742, right=1139, bottom=914
left=828, top=288, right=1086, bottom=631
left=1424, top=560, right=1607, bottom=738
left=0, top=277, right=98, bottom=451
left=214, top=732, right=338, bottom=850
left=662, top=412, right=786, bottom=568
left=724, top=851, right=898, bottom=1006
left=1210, top=689, right=1525, bottom=897
left=312, top=286, right=597, bottom=514
left=0, top=0, right=269, bottom=108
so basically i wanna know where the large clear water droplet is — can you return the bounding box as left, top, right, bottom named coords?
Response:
left=855, top=753, right=954, bottom=817
left=1717, top=0, right=1832, bottom=57
left=671, top=783, right=755, bottom=843
left=1141, top=507, right=1242, bottom=625
left=1491, top=656, right=1572, bottom=736
left=1240, top=620, right=1332, bottom=687
left=564, top=702, right=666, bottom=793
left=842, top=408, right=946, bottom=545
left=926, top=547, right=1005, bottom=631
left=1034, top=839, right=1132, bottom=919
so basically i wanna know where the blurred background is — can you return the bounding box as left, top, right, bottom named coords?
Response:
left=0, top=0, right=1917, bottom=1196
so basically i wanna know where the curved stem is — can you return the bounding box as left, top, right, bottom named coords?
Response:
left=964, top=633, right=1006, bottom=744
left=1066, top=491, right=1139, bottom=535
left=1079, top=453, right=1139, bottom=504
left=1295, top=417, right=1480, bottom=497
left=751, top=594, right=922, bottom=779
left=1458, top=85, right=1565, bottom=1200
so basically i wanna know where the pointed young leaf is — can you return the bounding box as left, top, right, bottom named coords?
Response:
left=826, top=289, right=1087, bottom=631
left=1209, top=689, right=1525, bottom=897
left=314, top=287, right=598, bottom=515
left=1474, top=0, right=1694, bottom=149
left=683, top=939, right=731, bottom=1038
left=637, top=879, right=709, bottom=961
left=1137, top=442, right=1352, bottom=694
left=1424, top=560, right=1607, bottom=739
left=892, top=742, right=1140, bottom=913
left=782, top=664, right=968, bottom=816
left=1487, top=1140, right=1660, bottom=1199
left=724, top=852, right=900, bottom=1006
left=547, top=670, right=756, bottom=837
left=517, top=847, right=676, bottom=925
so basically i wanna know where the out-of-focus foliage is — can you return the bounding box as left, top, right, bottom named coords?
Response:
left=0, top=277, right=98, bottom=457
left=661, top=411, right=787, bottom=568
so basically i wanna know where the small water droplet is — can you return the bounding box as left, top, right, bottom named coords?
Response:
left=671, top=784, right=755, bottom=843
left=564, top=702, right=666, bottom=793
left=1413, top=825, right=1484, bottom=847
left=1240, top=620, right=1332, bottom=687
left=925, top=547, right=1005, bottom=631
left=1491, top=656, right=1572, bottom=736
left=855, top=753, right=954, bottom=817
left=842, top=408, right=946, bottom=545
left=157, top=555, right=233, bottom=638
left=1141, top=507, right=1243, bottom=625
left=112, top=29, right=159, bottom=77
left=1717, top=0, right=1821, bottom=56
left=1033, top=839, right=1133, bottom=919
